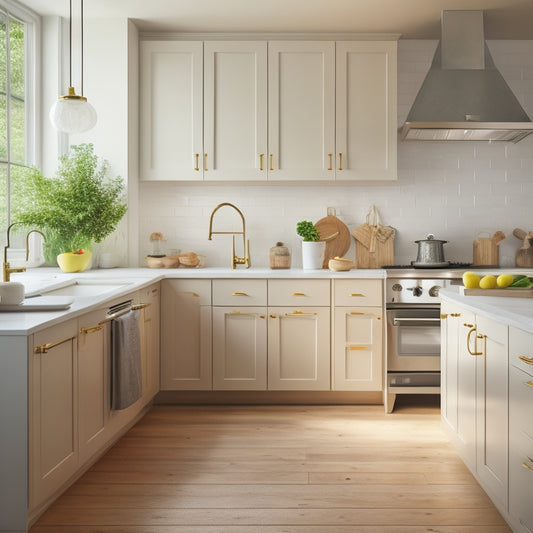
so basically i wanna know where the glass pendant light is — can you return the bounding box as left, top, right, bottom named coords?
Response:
left=50, top=0, right=97, bottom=133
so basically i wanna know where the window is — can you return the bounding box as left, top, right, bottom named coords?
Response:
left=0, top=0, right=38, bottom=253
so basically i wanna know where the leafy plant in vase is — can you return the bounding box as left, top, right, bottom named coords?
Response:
left=296, top=220, right=324, bottom=269
left=14, top=143, right=127, bottom=272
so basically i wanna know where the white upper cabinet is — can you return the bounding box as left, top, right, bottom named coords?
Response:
left=140, top=41, right=203, bottom=181
left=268, top=41, right=336, bottom=181
left=336, top=41, right=397, bottom=181
left=139, top=37, right=397, bottom=182
left=204, top=41, right=267, bottom=180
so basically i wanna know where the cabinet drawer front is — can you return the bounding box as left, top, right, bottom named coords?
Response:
left=510, top=326, right=533, bottom=377
left=509, top=420, right=533, bottom=532
left=333, top=279, right=382, bottom=307
left=163, top=279, right=211, bottom=305
left=510, top=364, right=533, bottom=440
left=213, top=279, right=267, bottom=306
left=268, top=279, right=330, bottom=306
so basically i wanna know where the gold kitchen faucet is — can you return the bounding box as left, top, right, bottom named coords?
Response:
left=3, top=223, right=45, bottom=281
left=208, top=202, right=251, bottom=269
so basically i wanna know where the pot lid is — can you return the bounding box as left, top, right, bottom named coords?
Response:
left=415, top=233, right=448, bottom=244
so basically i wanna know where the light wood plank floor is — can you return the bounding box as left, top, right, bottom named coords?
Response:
left=30, top=397, right=511, bottom=532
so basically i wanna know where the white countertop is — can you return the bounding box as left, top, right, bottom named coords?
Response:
left=440, top=288, right=533, bottom=333
left=1, top=266, right=386, bottom=335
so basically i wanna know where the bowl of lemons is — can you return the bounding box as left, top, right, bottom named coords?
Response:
left=462, top=271, right=532, bottom=291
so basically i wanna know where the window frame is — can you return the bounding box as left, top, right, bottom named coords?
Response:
left=0, top=0, right=40, bottom=226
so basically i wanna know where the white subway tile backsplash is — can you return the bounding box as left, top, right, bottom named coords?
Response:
left=137, top=39, right=533, bottom=268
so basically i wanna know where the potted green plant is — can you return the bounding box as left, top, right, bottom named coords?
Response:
left=296, top=220, right=324, bottom=269
left=14, top=143, right=127, bottom=270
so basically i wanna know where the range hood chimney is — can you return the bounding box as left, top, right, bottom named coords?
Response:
left=401, top=10, right=533, bottom=143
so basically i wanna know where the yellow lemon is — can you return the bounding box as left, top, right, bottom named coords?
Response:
left=496, top=274, right=514, bottom=288
left=462, top=271, right=481, bottom=289
left=479, top=274, right=497, bottom=289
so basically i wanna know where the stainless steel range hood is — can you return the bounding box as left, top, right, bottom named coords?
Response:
left=401, top=10, right=533, bottom=143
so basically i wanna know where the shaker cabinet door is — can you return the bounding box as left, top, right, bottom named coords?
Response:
left=268, top=41, right=335, bottom=181
left=203, top=41, right=267, bottom=180
left=336, top=41, right=397, bottom=181
left=140, top=41, right=203, bottom=181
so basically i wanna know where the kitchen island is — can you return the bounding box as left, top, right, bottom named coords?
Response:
left=440, top=288, right=533, bottom=533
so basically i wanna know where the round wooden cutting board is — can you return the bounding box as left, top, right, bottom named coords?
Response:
left=315, top=215, right=351, bottom=268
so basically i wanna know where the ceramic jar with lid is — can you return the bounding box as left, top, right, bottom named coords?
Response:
left=269, top=242, right=291, bottom=269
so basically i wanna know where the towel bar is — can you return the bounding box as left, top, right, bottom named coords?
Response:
left=98, top=302, right=150, bottom=325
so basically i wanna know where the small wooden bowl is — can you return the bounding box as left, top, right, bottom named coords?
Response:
left=328, top=257, right=354, bottom=271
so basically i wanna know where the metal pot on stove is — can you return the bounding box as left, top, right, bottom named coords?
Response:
left=413, top=234, right=448, bottom=266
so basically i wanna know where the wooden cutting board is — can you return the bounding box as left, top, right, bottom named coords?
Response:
left=315, top=215, right=351, bottom=268
left=461, top=287, right=533, bottom=298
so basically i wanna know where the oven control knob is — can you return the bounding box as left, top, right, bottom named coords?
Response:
left=407, top=286, right=423, bottom=297
left=392, top=283, right=402, bottom=292
left=429, top=285, right=441, bottom=297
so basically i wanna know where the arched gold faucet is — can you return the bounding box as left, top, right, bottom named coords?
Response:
left=208, top=202, right=251, bottom=269
left=3, top=222, right=46, bottom=281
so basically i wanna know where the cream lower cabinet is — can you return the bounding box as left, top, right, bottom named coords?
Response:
left=212, top=279, right=268, bottom=390
left=77, top=309, right=111, bottom=466
left=139, top=283, right=161, bottom=400
left=333, top=307, right=382, bottom=390
left=440, top=302, right=477, bottom=471
left=213, top=307, right=268, bottom=390
left=267, top=279, right=330, bottom=390
left=29, top=319, right=79, bottom=510
left=160, top=279, right=212, bottom=390
left=475, top=315, right=509, bottom=509
left=508, top=327, right=533, bottom=533
left=332, top=279, right=383, bottom=391
left=268, top=307, right=330, bottom=390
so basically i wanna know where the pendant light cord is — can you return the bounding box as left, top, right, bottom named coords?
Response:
left=68, top=0, right=85, bottom=95
left=81, top=0, right=84, bottom=95
left=68, top=0, right=72, bottom=88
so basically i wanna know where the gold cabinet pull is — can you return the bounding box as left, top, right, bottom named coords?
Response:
left=232, top=291, right=248, bottom=296
left=524, top=381, right=533, bottom=389
left=463, top=323, right=474, bottom=328
left=350, top=311, right=365, bottom=315
left=328, top=153, right=333, bottom=171
left=194, top=153, right=200, bottom=171
left=269, top=314, right=277, bottom=319
left=350, top=293, right=365, bottom=297
left=80, top=326, right=103, bottom=335
left=230, top=310, right=264, bottom=318
left=451, top=313, right=461, bottom=317
left=204, top=153, right=208, bottom=171
left=440, top=313, right=448, bottom=319
left=349, top=345, right=366, bottom=351
left=259, top=153, right=264, bottom=171
left=338, top=153, right=343, bottom=171
left=518, top=355, right=533, bottom=365
left=522, top=459, right=533, bottom=471
left=269, top=154, right=274, bottom=171
left=34, top=336, right=75, bottom=354
left=285, top=310, right=317, bottom=317
left=466, top=327, right=483, bottom=356
left=291, top=292, right=306, bottom=296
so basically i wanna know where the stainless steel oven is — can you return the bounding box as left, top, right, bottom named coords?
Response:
left=387, top=307, right=441, bottom=372
left=385, top=271, right=464, bottom=412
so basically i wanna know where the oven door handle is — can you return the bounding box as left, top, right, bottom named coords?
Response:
left=392, top=317, right=441, bottom=326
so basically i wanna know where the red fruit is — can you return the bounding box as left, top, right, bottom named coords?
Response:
left=77, top=249, right=84, bottom=254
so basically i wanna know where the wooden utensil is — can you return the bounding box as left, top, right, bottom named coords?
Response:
left=513, top=228, right=533, bottom=267
left=472, top=231, right=505, bottom=267
left=315, top=215, right=351, bottom=268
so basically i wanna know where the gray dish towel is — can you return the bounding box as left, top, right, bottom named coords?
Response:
left=111, top=309, right=142, bottom=410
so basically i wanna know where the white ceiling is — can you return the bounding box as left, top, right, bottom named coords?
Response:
left=19, top=0, right=533, bottom=39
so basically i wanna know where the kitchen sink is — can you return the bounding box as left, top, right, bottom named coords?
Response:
left=38, top=279, right=133, bottom=297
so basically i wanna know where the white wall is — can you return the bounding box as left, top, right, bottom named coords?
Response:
left=137, top=39, right=533, bottom=269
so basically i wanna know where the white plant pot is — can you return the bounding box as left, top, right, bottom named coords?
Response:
left=301, top=241, right=325, bottom=269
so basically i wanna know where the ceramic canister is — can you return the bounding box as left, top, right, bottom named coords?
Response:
left=0, top=282, right=25, bottom=305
